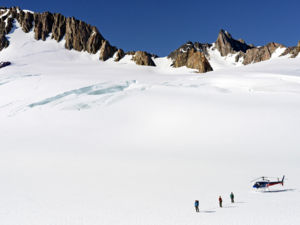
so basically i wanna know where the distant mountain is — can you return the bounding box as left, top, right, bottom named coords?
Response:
left=0, top=7, right=155, bottom=67
left=0, top=6, right=299, bottom=73
left=169, top=30, right=300, bottom=72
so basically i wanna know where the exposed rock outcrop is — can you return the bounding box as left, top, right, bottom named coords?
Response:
left=168, top=42, right=213, bottom=73
left=65, top=17, right=105, bottom=54
left=99, top=40, right=117, bottom=61
left=0, top=34, right=9, bottom=50
left=238, top=42, right=284, bottom=65
left=0, top=8, right=7, bottom=16
left=215, top=29, right=253, bottom=56
left=281, top=41, right=300, bottom=58
left=132, top=51, right=156, bottom=66
left=17, top=11, right=34, bottom=33
left=168, top=41, right=211, bottom=59
left=8, top=7, right=18, bottom=18
left=0, top=7, right=118, bottom=61
left=173, top=48, right=212, bottom=73
left=0, top=18, right=6, bottom=34
left=0, top=10, right=12, bottom=50
left=5, top=17, right=14, bottom=34
left=86, top=27, right=104, bottom=54
left=51, top=13, right=66, bottom=42
left=33, top=12, right=54, bottom=41
left=126, top=51, right=135, bottom=56
left=114, top=49, right=125, bottom=62
left=0, top=12, right=14, bottom=34
left=1, top=7, right=299, bottom=72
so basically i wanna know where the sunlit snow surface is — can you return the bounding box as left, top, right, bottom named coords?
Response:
left=0, top=23, right=300, bottom=225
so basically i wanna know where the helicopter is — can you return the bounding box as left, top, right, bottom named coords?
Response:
left=251, top=176, right=285, bottom=189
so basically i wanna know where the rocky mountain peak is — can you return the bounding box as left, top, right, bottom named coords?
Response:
left=215, top=29, right=253, bottom=56
left=0, top=7, right=127, bottom=63
left=280, top=41, right=300, bottom=58
left=168, top=41, right=213, bottom=73
left=168, top=41, right=211, bottom=59
left=132, top=51, right=156, bottom=66
left=219, top=29, right=232, bottom=39
left=1, top=7, right=299, bottom=73
left=239, top=42, right=284, bottom=65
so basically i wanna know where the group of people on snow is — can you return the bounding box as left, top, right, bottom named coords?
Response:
left=194, top=192, right=234, bottom=212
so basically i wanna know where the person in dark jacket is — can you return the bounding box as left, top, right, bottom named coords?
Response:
left=218, top=196, right=223, bottom=208
left=230, top=192, right=234, bottom=203
left=194, top=200, right=199, bottom=212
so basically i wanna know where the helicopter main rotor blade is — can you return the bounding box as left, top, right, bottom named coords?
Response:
left=250, top=177, right=264, bottom=182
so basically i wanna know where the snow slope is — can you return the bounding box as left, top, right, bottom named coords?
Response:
left=0, top=22, right=300, bottom=225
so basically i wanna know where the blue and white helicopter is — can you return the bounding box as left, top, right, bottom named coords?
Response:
left=251, top=176, right=285, bottom=189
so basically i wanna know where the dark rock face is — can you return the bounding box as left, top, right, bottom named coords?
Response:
left=86, top=27, right=103, bottom=54
left=173, top=49, right=212, bottom=73
left=126, top=51, right=136, bottom=55
left=5, top=17, right=14, bottom=34
left=33, top=12, right=54, bottom=41
left=51, top=13, right=66, bottom=42
left=8, top=7, right=18, bottom=19
left=65, top=17, right=105, bottom=54
left=0, top=61, right=11, bottom=68
left=215, top=29, right=253, bottom=56
left=281, top=41, right=300, bottom=58
left=99, top=40, right=117, bottom=61
left=114, top=49, right=125, bottom=61
left=240, top=42, right=284, bottom=65
left=168, top=42, right=213, bottom=73
left=214, top=30, right=287, bottom=66
left=0, top=34, right=9, bottom=50
left=17, top=11, right=34, bottom=33
left=0, top=19, right=6, bottom=34
left=0, top=7, right=122, bottom=63
left=132, top=51, right=156, bottom=66
left=1, top=7, right=298, bottom=72
left=0, top=9, right=7, bottom=16
left=0, top=10, right=12, bottom=50
left=15, top=9, right=105, bottom=55
left=0, top=7, right=115, bottom=60
left=0, top=9, right=15, bottom=35
left=168, top=41, right=211, bottom=60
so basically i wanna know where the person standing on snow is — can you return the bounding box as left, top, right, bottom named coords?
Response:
left=230, top=192, right=234, bottom=203
left=194, top=200, right=199, bottom=212
left=218, top=196, right=223, bottom=208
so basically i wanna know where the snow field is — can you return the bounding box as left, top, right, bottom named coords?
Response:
left=0, top=21, right=300, bottom=225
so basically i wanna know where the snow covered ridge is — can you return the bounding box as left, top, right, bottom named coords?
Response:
left=0, top=6, right=299, bottom=73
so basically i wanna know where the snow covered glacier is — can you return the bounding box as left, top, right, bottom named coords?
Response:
left=0, top=12, right=300, bottom=225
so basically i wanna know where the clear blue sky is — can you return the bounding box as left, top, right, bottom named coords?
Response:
left=2, top=0, right=300, bottom=56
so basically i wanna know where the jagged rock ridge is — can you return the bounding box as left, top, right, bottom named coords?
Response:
left=168, top=42, right=213, bottom=73
left=237, top=42, right=285, bottom=65
left=281, top=41, right=300, bottom=58
left=132, top=51, right=156, bottom=66
left=169, top=29, right=299, bottom=72
left=212, top=30, right=300, bottom=65
left=215, top=29, right=253, bottom=56
left=0, top=7, right=14, bottom=50
left=0, top=7, right=299, bottom=73
left=0, top=6, right=157, bottom=66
